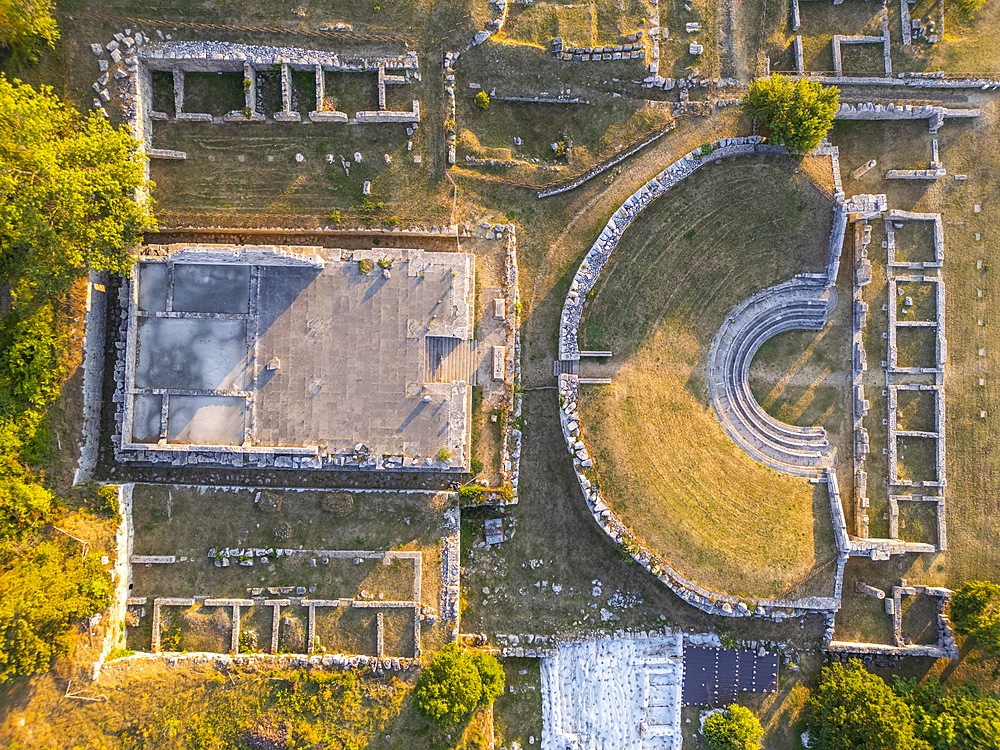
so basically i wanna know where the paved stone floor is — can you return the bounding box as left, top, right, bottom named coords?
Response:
left=125, top=248, right=474, bottom=461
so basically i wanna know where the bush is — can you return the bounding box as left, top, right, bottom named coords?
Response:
left=1, top=302, right=64, bottom=409
left=238, top=629, right=258, bottom=654
left=470, top=458, right=484, bottom=476
left=436, top=447, right=453, bottom=463
left=475, top=91, right=490, bottom=111
left=0, top=477, right=53, bottom=539
left=703, top=704, right=763, bottom=750
left=470, top=650, right=505, bottom=704
left=414, top=644, right=505, bottom=728
left=0, top=0, right=59, bottom=64
left=0, top=542, right=113, bottom=681
left=743, top=75, right=839, bottom=154
left=894, top=677, right=1000, bottom=750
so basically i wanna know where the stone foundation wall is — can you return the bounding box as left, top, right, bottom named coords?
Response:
left=75, top=272, right=109, bottom=485
left=91, top=483, right=134, bottom=680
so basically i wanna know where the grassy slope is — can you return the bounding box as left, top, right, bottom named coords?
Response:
left=575, top=156, right=841, bottom=599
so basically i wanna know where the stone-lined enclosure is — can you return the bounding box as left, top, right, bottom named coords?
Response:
left=118, top=488, right=461, bottom=662
left=112, top=243, right=475, bottom=473
left=555, top=137, right=853, bottom=621
left=120, top=40, right=420, bottom=166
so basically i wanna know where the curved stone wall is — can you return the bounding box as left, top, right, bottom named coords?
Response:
left=706, top=274, right=837, bottom=477
left=556, top=138, right=850, bottom=621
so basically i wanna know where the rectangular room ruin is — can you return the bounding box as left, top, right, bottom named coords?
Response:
left=113, top=243, right=474, bottom=471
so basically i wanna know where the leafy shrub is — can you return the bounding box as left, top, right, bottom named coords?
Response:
left=470, top=458, right=484, bottom=476
left=414, top=644, right=505, bottom=728
left=703, top=704, right=763, bottom=750
left=458, top=484, right=513, bottom=504
left=474, top=91, right=490, bottom=111
left=436, top=447, right=453, bottom=462
left=470, top=650, right=505, bottom=704
left=894, top=676, right=1000, bottom=750
left=239, top=629, right=258, bottom=654
left=0, top=0, right=59, bottom=64
left=951, top=580, right=1000, bottom=661
left=1, top=302, right=64, bottom=408
left=0, top=477, right=53, bottom=539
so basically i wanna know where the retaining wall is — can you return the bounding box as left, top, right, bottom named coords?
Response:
left=91, top=483, right=134, bottom=681
left=75, top=271, right=109, bottom=485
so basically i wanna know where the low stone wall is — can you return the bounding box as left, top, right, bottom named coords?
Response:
left=142, top=41, right=418, bottom=74
left=835, top=102, right=980, bottom=134
left=832, top=33, right=890, bottom=78
left=104, top=651, right=417, bottom=673
left=558, top=137, right=782, bottom=360
left=787, top=72, right=1000, bottom=89
left=441, top=505, right=461, bottom=640
left=74, top=271, right=109, bottom=485
left=537, top=123, right=675, bottom=198
left=499, top=228, right=523, bottom=500
left=886, top=168, right=946, bottom=180
left=91, top=484, right=133, bottom=680
left=355, top=101, right=420, bottom=123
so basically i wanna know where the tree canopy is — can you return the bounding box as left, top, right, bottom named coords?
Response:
left=414, top=644, right=506, bottom=728
left=0, top=74, right=155, bottom=307
left=0, top=0, right=59, bottom=64
left=0, top=540, right=112, bottom=682
left=0, top=78, right=150, bottom=683
left=895, top=677, right=1000, bottom=750
left=742, top=75, right=840, bottom=154
left=951, top=580, right=1000, bottom=662
left=703, top=704, right=764, bottom=750
left=806, top=659, right=928, bottom=750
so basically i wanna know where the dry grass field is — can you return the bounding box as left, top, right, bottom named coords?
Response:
left=771, top=0, right=1000, bottom=75
left=821, top=98, right=1000, bottom=668
left=573, top=155, right=844, bottom=599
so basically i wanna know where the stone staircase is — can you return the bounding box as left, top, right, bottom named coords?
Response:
left=425, top=336, right=477, bottom=385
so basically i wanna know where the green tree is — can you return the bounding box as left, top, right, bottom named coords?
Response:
left=0, top=0, right=59, bottom=65
left=0, top=75, right=155, bottom=307
left=0, top=477, right=52, bottom=539
left=704, top=704, right=764, bottom=750
left=474, top=90, right=490, bottom=111
left=895, top=677, right=1000, bottom=750
left=0, top=540, right=112, bottom=682
left=414, top=644, right=505, bottom=728
left=806, top=660, right=929, bottom=750
left=951, top=581, right=1000, bottom=662
left=742, top=75, right=839, bottom=154
left=470, top=649, right=505, bottom=704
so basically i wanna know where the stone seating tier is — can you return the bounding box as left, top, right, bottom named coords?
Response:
left=707, top=275, right=836, bottom=477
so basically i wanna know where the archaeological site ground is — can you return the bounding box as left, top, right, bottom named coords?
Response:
left=3, top=0, right=1000, bottom=746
